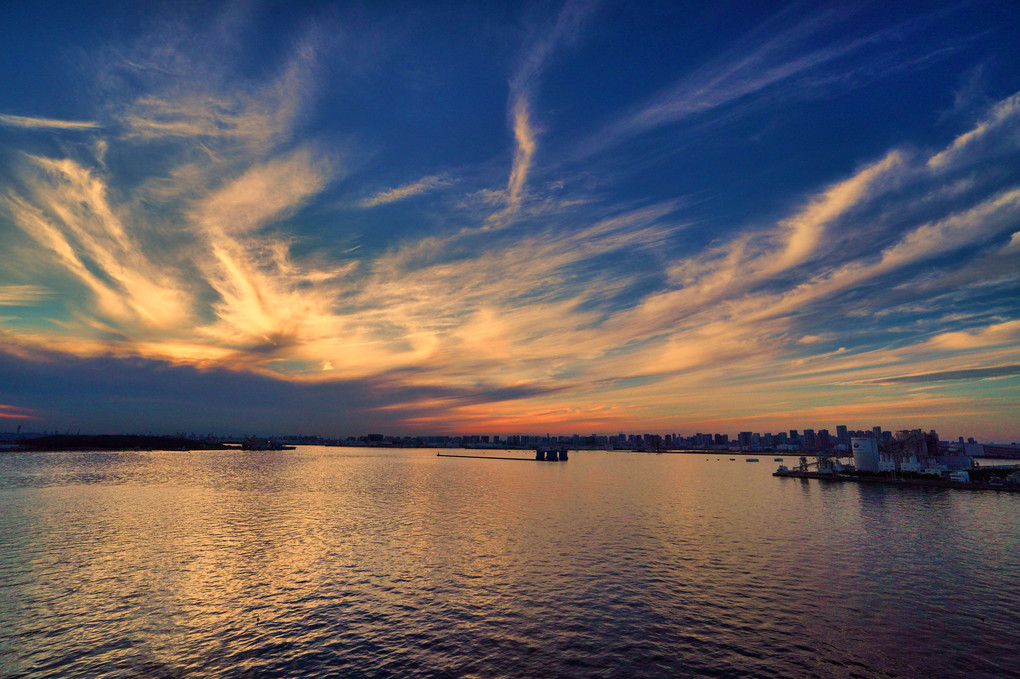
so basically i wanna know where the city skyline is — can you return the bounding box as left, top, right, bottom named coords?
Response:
left=2, top=1, right=1020, bottom=440
left=3, top=419, right=1013, bottom=449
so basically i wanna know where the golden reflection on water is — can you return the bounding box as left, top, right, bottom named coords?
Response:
left=1, top=448, right=1017, bottom=678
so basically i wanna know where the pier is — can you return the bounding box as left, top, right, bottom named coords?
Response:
left=437, top=450, right=568, bottom=462
left=436, top=452, right=535, bottom=461
left=774, top=469, right=1020, bottom=492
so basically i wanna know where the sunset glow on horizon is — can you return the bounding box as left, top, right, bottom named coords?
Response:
left=1, top=1, right=1019, bottom=440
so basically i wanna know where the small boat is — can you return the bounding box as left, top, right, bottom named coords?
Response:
left=774, top=457, right=783, bottom=462
left=746, top=458, right=759, bottom=462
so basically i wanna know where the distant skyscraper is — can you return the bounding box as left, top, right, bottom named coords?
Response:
left=836, top=425, right=848, bottom=445
left=802, top=429, right=816, bottom=449
left=873, top=426, right=882, bottom=438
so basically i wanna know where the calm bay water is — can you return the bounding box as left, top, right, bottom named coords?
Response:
left=1, top=447, right=1018, bottom=678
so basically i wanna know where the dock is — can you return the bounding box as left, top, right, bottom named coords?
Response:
left=774, top=469, right=1020, bottom=492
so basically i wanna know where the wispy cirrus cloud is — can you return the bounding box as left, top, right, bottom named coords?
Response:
left=5, top=90, right=1020, bottom=404
left=108, top=6, right=323, bottom=153
left=852, top=364, right=1020, bottom=385
left=928, top=92, right=1020, bottom=170
left=0, top=403, right=41, bottom=420
left=1, top=3, right=1018, bottom=438
left=494, top=0, right=598, bottom=218
left=0, top=11, right=341, bottom=369
left=554, top=91, right=1020, bottom=402
left=926, top=319, right=1020, bottom=352
left=505, top=99, right=537, bottom=213
left=0, top=285, right=50, bottom=305
left=360, top=174, right=452, bottom=208
left=0, top=113, right=101, bottom=131
left=190, top=148, right=335, bottom=351
left=4, top=157, right=192, bottom=329
left=583, top=6, right=960, bottom=157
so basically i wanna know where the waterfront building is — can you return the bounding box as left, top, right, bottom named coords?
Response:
left=853, top=431, right=961, bottom=475
left=852, top=437, right=880, bottom=472
left=981, top=444, right=1020, bottom=459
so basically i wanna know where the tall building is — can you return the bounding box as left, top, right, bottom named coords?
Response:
left=836, top=425, right=848, bottom=445
left=872, top=426, right=882, bottom=438
left=802, top=429, right=816, bottom=449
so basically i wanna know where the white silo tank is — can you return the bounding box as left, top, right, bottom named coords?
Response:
left=852, top=437, right=879, bottom=472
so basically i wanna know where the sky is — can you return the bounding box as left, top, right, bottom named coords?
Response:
left=1, top=1, right=1019, bottom=441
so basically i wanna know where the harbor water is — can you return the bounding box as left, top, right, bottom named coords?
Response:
left=1, top=447, right=1018, bottom=678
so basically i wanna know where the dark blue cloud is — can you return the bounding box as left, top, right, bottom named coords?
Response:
left=858, top=365, right=1020, bottom=384
left=0, top=347, right=558, bottom=435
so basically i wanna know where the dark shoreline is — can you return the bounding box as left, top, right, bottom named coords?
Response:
left=8, top=435, right=232, bottom=452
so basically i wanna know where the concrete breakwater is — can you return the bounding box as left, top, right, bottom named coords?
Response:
left=436, top=448, right=569, bottom=462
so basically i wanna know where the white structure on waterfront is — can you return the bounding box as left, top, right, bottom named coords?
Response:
left=851, top=437, right=895, bottom=472
left=852, top=432, right=971, bottom=476
left=851, top=437, right=879, bottom=471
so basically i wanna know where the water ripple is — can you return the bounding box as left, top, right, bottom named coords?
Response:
left=1, top=448, right=1018, bottom=677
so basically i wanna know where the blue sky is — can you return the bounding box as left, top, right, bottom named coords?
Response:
left=1, top=1, right=1019, bottom=440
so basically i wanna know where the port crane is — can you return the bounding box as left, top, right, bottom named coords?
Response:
left=796, top=452, right=852, bottom=474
